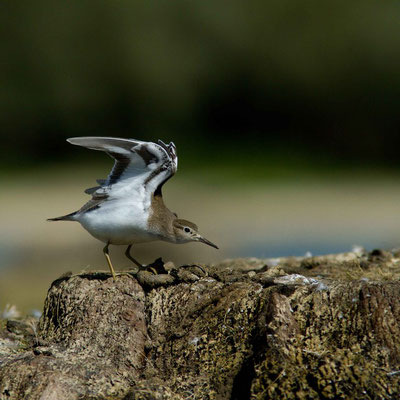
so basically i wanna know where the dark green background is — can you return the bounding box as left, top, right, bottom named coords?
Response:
left=2, top=0, right=400, bottom=171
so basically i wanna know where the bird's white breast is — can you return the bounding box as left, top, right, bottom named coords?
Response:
left=76, top=190, right=157, bottom=245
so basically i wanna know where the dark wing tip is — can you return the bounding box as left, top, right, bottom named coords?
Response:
left=157, top=140, right=177, bottom=158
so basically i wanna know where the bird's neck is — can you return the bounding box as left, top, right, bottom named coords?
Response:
left=147, top=194, right=177, bottom=239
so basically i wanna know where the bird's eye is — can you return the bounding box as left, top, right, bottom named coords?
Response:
left=184, top=227, right=190, bottom=233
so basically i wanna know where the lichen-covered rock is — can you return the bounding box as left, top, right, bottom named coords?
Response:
left=250, top=281, right=400, bottom=399
left=0, top=273, right=147, bottom=399
left=0, top=250, right=400, bottom=399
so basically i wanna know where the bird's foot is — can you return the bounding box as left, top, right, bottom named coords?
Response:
left=129, top=257, right=177, bottom=289
left=132, top=257, right=168, bottom=275
left=114, top=271, right=136, bottom=279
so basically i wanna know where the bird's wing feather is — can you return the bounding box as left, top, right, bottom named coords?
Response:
left=67, top=137, right=178, bottom=213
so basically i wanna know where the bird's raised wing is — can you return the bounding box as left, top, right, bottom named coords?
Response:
left=67, top=137, right=177, bottom=212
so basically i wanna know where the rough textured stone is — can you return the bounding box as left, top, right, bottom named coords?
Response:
left=0, top=273, right=147, bottom=399
left=0, top=249, right=400, bottom=399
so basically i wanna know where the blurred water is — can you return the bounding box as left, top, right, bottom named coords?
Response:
left=0, top=242, right=23, bottom=270
left=237, top=238, right=392, bottom=259
left=0, top=235, right=395, bottom=271
left=2, top=171, right=400, bottom=312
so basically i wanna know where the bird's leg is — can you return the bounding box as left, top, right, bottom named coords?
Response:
left=103, top=242, right=117, bottom=281
left=125, top=244, right=144, bottom=271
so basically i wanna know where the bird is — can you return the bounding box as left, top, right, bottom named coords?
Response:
left=48, top=137, right=218, bottom=280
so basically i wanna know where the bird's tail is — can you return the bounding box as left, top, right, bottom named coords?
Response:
left=47, top=212, right=77, bottom=222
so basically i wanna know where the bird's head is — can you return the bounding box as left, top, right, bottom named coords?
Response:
left=173, top=219, right=218, bottom=249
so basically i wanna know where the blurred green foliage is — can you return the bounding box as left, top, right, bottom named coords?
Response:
left=1, top=0, right=400, bottom=167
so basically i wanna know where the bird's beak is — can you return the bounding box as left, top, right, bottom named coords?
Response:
left=198, top=236, right=219, bottom=249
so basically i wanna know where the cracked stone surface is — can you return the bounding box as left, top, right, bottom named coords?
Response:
left=0, top=249, right=400, bottom=399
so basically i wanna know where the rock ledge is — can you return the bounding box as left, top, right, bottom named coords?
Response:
left=1, top=249, right=400, bottom=399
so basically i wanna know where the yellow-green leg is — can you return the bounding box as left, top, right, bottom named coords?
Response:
left=103, top=242, right=117, bottom=281
left=125, top=244, right=143, bottom=270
